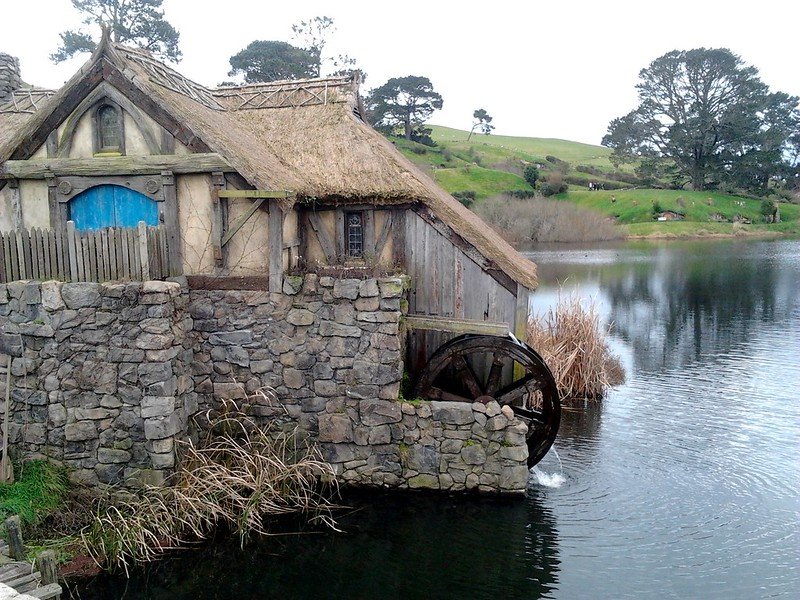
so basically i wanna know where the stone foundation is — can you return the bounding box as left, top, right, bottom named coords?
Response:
left=0, top=274, right=530, bottom=494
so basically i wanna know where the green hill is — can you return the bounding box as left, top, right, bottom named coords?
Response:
left=391, top=126, right=799, bottom=238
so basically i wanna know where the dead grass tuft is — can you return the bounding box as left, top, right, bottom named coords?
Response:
left=528, top=295, right=625, bottom=400
left=82, top=393, right=337, bottom=574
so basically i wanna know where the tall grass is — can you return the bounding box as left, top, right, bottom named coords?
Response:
left=0, top=460, right=69, bottom=527
left=528, top=295, right=625, bottom=400
left=83, top=395, right=338, bottom=573
left=475, top=195, right=622, bottom=243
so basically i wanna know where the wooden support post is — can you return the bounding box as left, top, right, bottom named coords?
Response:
left=161, top=171, right=181, bottom=276
left=5, top=515, right=25, bottom=560
left=268, top=204, right=284, bottom=293
left=211, top=171, right=225, bottom=268
left=36, top=550, right=59, bottom=587
left=46, top=177, right=59, bottom=228
left=514, top=284, right=531, bottom=379
left=137, top=221, right=150, bottom=281
left=8, top=179, right=22, bottom=230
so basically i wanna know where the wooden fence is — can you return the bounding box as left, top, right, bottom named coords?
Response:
left=0, top=222, right=172, bottom=284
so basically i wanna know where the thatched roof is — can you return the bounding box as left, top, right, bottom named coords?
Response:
left=0, top=40, right=537, bottom=289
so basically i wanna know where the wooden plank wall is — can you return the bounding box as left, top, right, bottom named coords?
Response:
left=0, top=222, right=170, bottom=283
left=405, top=211, right=516, bottom=375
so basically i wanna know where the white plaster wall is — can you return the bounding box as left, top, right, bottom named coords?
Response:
left=19, top=180, right=50, bottom=228
left=226, top=197, right=269, bottom=275
left=177, top=174, right=215, bottom=274
left=0, top=187, right=14, bottom=231
left=68, top=112, right=94, bottom=158
left=124, top=111, right=154, bottom=155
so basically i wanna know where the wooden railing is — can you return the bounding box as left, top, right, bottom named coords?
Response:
left=0, top=222, right=172, bottom=284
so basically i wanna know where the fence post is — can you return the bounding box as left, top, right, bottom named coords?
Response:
left=66, top=221, right=79, bottom=282
left=137, top=221, right=150, bottom=281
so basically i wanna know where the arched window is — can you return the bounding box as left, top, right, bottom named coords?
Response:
left=93, top=102, right=125, bottom=154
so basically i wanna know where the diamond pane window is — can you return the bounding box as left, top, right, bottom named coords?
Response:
left=346, top=212, right=363, bottom=257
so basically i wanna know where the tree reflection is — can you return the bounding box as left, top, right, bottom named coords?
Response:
left=596, top=242, right=797, bottom=373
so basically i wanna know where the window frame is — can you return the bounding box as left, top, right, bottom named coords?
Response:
left=92, top=100, right=126, bottom=155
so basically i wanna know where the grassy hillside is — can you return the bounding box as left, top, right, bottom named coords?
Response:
left=391, top=126, right=799, bottom=238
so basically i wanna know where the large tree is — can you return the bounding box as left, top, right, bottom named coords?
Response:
left=367, top=76, right=443, bottom=140
left=228, top=41, right=316, bottom=83
left=602, top=48, right=799, bottom=192
left=51, top=0, right=181, bottom=63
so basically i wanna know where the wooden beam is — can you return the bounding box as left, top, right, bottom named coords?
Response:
left=404, top=314, right=510, bottom=337
left=307, top=211, right=335, bottom=262
left=211, top=171, right=226, bottom=267
left=221, top=197, right=266, bottom=247
left=217, top=189, right=292, bottom=199
left=161, top=171, right=181, bottom=276
left=1, top=153, right=234, bottom=179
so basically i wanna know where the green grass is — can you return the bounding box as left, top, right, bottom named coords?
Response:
left=0, top=460, right=69, bottom=527
left=432, top=166, right=529, bottom=200
left=429, top=125, right=616, bottom=169
left=559, top=189, right=800, bottom=225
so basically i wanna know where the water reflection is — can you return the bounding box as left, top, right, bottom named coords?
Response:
left=527, top=240, right=800, bottom=374
left=77, top=493, right=562, bottom=600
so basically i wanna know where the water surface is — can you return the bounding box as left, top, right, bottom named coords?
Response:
left=77, top=239, right=800, bottom=599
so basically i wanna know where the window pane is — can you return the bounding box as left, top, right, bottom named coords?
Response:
left=98, top=105, right=120, bottom=149
left=346, top=212, right=363, bottom=257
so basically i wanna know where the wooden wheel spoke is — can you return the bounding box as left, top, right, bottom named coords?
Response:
left=496, top=374, right=543, bottom=405
left=452, top=355, right=483, bottom=399
left=426, top=386, right=472, bottom=404
left=511, top=405, right=548, bottom=427
left=484, top=355, right=505, bottom=396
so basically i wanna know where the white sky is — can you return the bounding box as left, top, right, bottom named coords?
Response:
left=3, top=0, right=798, bottom=145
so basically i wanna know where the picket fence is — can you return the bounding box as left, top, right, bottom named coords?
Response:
left=0, top=221, right=171, bottom=284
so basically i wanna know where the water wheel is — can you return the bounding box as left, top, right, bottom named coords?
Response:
left=413, top=334, right=560, bottom=468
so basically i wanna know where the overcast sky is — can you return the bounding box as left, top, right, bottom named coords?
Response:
left=3, top=0, right=798, bottom=145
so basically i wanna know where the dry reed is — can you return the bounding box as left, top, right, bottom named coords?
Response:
left=527, top=295, right=625, bottom=400
left=82, top=393, right=338, bottom=574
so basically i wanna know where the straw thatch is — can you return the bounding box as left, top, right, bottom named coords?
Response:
left=0, top=39, right=537, bottom=288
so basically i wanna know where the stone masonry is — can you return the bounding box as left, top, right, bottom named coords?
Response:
left=0, top=274, right=531, bottom=494
left=0, top=280, right=194, bottom=487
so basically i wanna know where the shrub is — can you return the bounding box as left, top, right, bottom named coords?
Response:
left=452, top=190, right=476, bottom=207
left=523, top=165, right=540, bottom=188
left=474, top=195, right=621, bottom=243
left=539, top=172, right=568, bottom=196
left=527, top=294, right=625, bottom=400
left=505, top=189, right=536, bottom=199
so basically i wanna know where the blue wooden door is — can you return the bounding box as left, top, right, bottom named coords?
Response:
left=70, top=184, right=159, bottom=230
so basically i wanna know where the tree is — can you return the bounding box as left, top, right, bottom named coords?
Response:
left=523, top=165, right=540, bottom=188
left=602, top=48, right=799, bottom=192
left=51, top=0, right=181, bottom=63
left=228, top=41, right=316, bottom=83
left=468, top=108, right=494, bottom=141
left=367, top=76, right=443, bottom=140
left=290, top=15, right=358, bottom=78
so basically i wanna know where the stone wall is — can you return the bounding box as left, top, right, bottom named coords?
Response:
left=0, top=280, right=194, bottom=487
left=318, top=399, right=530, bottom=493
left=0, top=53, right=21, bottom=102
left=0, top=274, right=531, bottom=494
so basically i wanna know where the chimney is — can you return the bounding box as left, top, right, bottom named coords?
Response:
left=0, top=53, right=22, bottom=103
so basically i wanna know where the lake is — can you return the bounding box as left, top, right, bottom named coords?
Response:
left=75, top=239, right=800, bottom=599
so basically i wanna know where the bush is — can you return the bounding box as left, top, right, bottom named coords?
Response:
left=452, top=190, right=476, bottom=207
left=523, top=165, right=540, bottom=188
left=474, top=195, right=621, bottom=243
left=527, top=295, right=625, bottom=400
left=505, top=189, right=536, bottom=199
